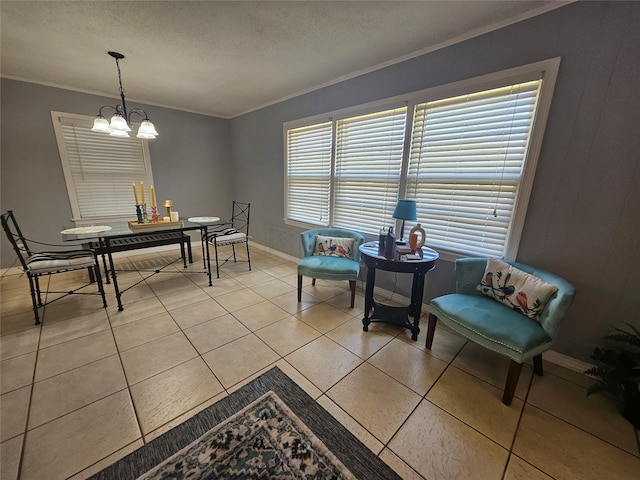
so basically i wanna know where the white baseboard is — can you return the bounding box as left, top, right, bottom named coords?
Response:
left=542, top=349, right=593, bottom=373
left=250, top=241, right=300, bottom=263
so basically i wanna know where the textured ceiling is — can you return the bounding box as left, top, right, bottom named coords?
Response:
left=0, top=1, right=566, bottom=118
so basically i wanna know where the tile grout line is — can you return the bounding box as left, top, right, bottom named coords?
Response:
left=103, top=300, right=147, bottom=461
left=14, top=276, right=49, bottom=480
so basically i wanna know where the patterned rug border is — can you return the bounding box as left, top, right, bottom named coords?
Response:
left=89, top=366, right=401, bottom=480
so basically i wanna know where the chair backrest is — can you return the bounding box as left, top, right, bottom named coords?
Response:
left=454, top=257, right=576, bottom=339
left=230, top=201, right=250, bottom=236
left=300, top=228, right=366, bottom=261
left=1, top=210, right=32, bottom=270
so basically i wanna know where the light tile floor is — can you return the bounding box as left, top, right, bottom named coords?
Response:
left=1, top=246, right=639, bottom=479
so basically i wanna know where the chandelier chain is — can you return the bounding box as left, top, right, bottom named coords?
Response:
left=115, top=57, right=125, bottom=97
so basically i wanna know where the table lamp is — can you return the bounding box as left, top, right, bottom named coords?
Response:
left=393, top=199, right=417, bottom=243
left=163, top=200, right=174, bottom=219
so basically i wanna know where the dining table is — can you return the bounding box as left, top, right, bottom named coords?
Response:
left=61, top=216, right=220, bottom=311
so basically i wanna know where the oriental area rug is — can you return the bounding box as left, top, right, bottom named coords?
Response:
left=89, top=366, right=401, bottom=480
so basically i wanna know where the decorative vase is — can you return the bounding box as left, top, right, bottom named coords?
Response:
left=409, top=224, right=426, bottom=251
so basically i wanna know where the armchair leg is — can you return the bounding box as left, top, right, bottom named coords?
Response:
left=533, top=354, right=544, bottom=376
left=297, top=275, right=302, bottom=302
left=425, top=313, right=438, bottom=349
left=503, top=360, right=523, bottom=406
left=312, top=278, right=316, bottom=286
left=349, top=280, right=356, bottom=308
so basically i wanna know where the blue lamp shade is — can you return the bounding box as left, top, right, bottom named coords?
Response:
left=393, top=200, right=417, bottom=221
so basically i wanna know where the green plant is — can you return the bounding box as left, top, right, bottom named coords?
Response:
left=585, top=322, right=640, bottom=428
left=585, top=322, right=640, bottom=397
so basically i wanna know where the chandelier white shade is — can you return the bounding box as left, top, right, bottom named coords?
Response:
left=92, top=51, right=158, bottom=139
left=136, top=120, right=159, bottom=139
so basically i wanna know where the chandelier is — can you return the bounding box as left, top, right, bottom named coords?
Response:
left=92, top=51, right=159, bottom=139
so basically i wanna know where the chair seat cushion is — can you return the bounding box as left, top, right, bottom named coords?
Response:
left=298, top=256, right=359, bottom=280
left=430, top=293, right=552, bottom=358
left=27, top=251, right=96, bottom=274
left=208, top=228, right=247, bottom=246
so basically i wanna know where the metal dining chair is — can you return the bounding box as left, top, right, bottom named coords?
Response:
left=1, top=210, right=107, bottom=324
left=207, top=201, right=251, bottom=278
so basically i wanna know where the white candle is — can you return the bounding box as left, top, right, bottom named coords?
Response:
left=132, top=182, right=139, bottom=205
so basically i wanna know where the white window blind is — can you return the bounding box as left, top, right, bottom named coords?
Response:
left=333, top=107, right=407, bottom=234
left=406, top=80, right=542, bottom=257
left=285, top=122, right=333, bottom=226
left=52, top=112, right=154, bottom=222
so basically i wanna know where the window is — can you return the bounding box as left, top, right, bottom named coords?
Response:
left=284, top=59, right=559, bottom=260
left=406, top=81, right=541, bottom=258
left=51, top=112, right=155, bottom=224
left=286, top=122, right=332, bottom=226
left=333, top=107, right=407, bottom=233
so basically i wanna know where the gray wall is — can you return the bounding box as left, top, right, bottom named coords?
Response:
left=229, top=1, right=640, bottom=362
left=1, top=79, right=232, bottom=266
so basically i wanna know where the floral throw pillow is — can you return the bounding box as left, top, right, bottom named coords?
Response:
left=312, top=235, right=354, bottom=259
left=476, top=257, right=558, bottom=320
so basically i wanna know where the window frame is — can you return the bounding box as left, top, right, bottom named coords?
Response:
left=51, top=111, right=156, bottom=225
left=284, top=58, right=560, bottom=260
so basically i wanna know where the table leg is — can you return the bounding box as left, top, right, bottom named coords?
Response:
left=362, top=266, right=375, bottom=331
left=105, top=239, right=123, bottom=311
left=203, top=226, right=213, bottom=286
left=180, top=237, right=187, bottom=268
left=94, top=238, right=109, bottom=284
left=409, top=272, right=426, bottom=340
left=101, top=252, right=110, bottom=284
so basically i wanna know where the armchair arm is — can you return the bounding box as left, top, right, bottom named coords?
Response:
left=512, top=262, right=576, bottom=339
left=301, top=230, right=319, bottom=257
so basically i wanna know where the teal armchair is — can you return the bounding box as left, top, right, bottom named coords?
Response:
left=426, top=257, right=576, bottom=405
left=297, top=228, right=365, bottom=308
